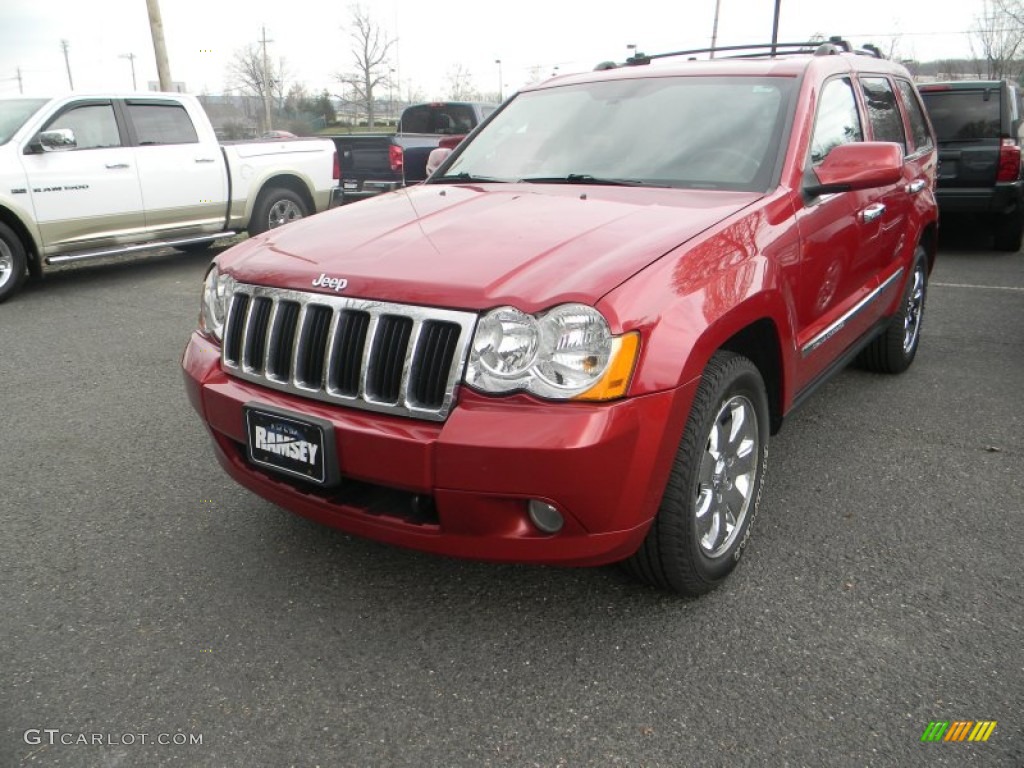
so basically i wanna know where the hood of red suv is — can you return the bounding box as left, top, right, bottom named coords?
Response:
left=224, top=184, right=762, bottom=312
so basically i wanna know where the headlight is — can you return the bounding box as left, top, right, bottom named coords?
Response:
left=199, top=264, right=235, bottom=342
left=466, top=304, right=639, bottom=400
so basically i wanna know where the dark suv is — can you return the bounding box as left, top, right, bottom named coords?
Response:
left=919, top=80, right=1024, bottom=251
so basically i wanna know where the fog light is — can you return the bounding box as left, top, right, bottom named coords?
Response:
left=527, top=499, right=564, bottom=534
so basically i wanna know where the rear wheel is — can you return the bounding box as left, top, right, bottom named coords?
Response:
left=623, top=351, right=769, bottom=596
left=857, top=246, right=928, bottom=374
left=993, top=207, right=1023, bottom=252
left=248, top=187, right=309, bottom=236
left=0, top=222, right=28, bottom=303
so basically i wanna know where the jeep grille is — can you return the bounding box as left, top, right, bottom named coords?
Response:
left=222, top=285, right=477, bottom=421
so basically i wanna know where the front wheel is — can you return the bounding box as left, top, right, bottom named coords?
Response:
left=248, top=187, right=309, bottom=237
left=0, top=222, right=28, bottom=303
left=623, top=351, right=770, bottom=596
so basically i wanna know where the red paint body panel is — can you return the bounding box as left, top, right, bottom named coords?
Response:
left=184, top=50, right=938, bottom=566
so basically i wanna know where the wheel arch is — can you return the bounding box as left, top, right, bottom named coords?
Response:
left=0, top=204, right=41, bottom=277
left=249, top=173, right=316, bottom=222
left=718, top=318, right=785, bottom=434
left=918, top=219, right=939, bottom=274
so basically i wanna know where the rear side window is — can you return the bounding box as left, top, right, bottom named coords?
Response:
left=920, top=90, right=1001, bottom=141
left=860, top=77, right=907, bottom=152
left=810, top=78, right=863, bottom=165
left=400, top=105, right=478, bottom=134
left=895, top=80, right=934, bottom=153
left=127, top=103, right=199, bottom=145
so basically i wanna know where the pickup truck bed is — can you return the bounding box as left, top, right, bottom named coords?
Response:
left=329, top=102, right=496, bottom=204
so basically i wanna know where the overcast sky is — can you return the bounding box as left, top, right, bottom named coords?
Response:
left=0, top=0, right=994, bottom=100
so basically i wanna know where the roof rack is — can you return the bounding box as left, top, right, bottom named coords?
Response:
left=597, top=36, right=883, bottom=69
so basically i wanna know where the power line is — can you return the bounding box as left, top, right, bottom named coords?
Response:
left=60, top=39, right=73, bottom=90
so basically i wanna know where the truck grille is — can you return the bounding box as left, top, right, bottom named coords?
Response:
left=222, top=284, right=478, bottom=421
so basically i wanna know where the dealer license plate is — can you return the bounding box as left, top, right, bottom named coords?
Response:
left=244, top=405, right=337, bottom=486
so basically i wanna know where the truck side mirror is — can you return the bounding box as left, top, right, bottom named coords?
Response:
left=28, top=128, right=78, bottom=154
left=426, top=148, right=453, bottom=176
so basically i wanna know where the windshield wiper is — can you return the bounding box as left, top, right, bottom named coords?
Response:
left=432, top=172, right=509, bottom=183
left=519, top=174, right=649, bottom=186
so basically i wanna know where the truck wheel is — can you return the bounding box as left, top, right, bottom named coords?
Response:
left=993, top=207, right=1023, bottom=252
left=857, top=247, right=927, bottom=374
left=248, top=187, right=309, bottom=236
left=0, top=222, right=28, bottom=303
left=623, top=351, right=769, bottom=596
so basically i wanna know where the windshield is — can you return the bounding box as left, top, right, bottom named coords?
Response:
left=0, top=99, right=47, bottom=145
left=437, top=76, right=795, bottom=191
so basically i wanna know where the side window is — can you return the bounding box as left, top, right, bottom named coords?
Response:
left=895, top=79, right=934, bottom=154
left=810, top=77, right=863, bottom=165
left=860, top=77, right=907, bottom=153
left=127, top=103, right=199, bottom=145
left=44, top=104, right=121, bottom=150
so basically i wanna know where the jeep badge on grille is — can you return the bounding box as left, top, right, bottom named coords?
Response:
left=312, top=273, right=348, bottom=292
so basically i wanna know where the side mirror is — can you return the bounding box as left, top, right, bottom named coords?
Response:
left=805, top=141, right=903, bottom=196
left=426, top=147, right=453, bottom=176
left=30, top=128, right=78, bottom=153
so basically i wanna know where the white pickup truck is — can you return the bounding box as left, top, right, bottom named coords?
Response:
left=0, top=92, right=339, bottom=302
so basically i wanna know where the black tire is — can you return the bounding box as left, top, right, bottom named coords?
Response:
left=247, top=187, right=309, bottom=236
left=993, top=207, right=1023, bottom=252
left=857, top=247, right=928, bottom=374
left=623, top=351, right=770, bottom=596
left=0, top=222, right=28, bottom=304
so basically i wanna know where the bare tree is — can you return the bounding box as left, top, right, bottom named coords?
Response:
left=335, top=4, right=394, bottom=127
left=226, top=43, right=288, bottom=131
left=970, top=0, right=1024, bottom=79
left=445, top=64, right=480, bottom=101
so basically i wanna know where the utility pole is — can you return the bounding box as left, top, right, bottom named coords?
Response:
left=260, top=26, right=273, bottom=132
left=710, top=0, right=722, bottom=58
left=120, top=53, right=138, bottom=90
left=145, top=0, right=173, bottom=90
left=16, top=67, right=23, bottom=94
left=495, top=59, right=503, bottom=101
left=60, top=39, right=73, bottom=90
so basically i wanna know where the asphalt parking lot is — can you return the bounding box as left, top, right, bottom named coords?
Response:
left=2, top=224, right=1021, bottom=767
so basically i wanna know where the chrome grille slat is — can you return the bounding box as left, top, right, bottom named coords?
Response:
left=399, top=320, right=425, bottom=408
left=357, top=314, right=382, bottom=400
left=221, top=284, right=478, bottom=422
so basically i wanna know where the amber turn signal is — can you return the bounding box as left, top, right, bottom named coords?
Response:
left=574, top=332, right=640, bottom=401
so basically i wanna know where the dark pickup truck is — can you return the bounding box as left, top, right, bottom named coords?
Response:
left=919, top=80, right=1024, bottom=251
left=329, top=102, right=496, bottom=204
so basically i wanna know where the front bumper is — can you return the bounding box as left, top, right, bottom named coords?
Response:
left=182, top=332, right=694, bottom=566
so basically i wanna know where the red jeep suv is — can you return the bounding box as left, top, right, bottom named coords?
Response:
left=183, top=39, right=937, bottom=596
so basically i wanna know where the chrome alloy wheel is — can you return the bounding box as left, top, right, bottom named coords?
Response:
left=902, top=264, right=926, bottom=353
left=695, top=394, right=759, bottom=558
left=0, top=239, right=13, bottom=289
left=267, top=199, right=304, bottom=229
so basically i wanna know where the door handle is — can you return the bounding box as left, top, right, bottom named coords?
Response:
left=105, top=163, right=130, bottom=169
left=906, top=179, right=926, bottom=194
left=858, top=203, right=886, bottom=223
left=194, top=158, right=216, bottom=164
